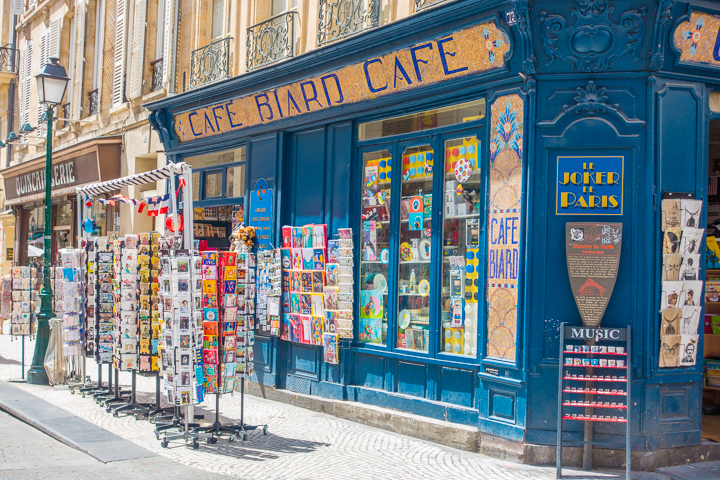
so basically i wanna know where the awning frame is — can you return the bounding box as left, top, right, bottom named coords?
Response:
left=77, top=162, right=195, bottom=249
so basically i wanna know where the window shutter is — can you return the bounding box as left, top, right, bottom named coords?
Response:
left=19, top=42, right=29, bottom=127
left=127, top=0, right=146, bottom=100
left=27, top=0, right=36, bottom=11
left=49, top=18, right=60, bottom=59
left=37, top=28, right=49, bottom=124
left=12, top=0, right=24, bottom=16
left=161, top=0, right=173, bottom=87
left=72, top=0, right=86, bottom=119
left=112, top=0, right=128, bottom=105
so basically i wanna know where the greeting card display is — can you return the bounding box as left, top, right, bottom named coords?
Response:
left=659, top=198, right=702, bottom=367
left=57, top=249, right=85, bottom=357
left=257, top=249, right=281, bottom=335
left=113, top=235, right=138, bottom=371
left=94, top=237, right=115, bottom=363
left=158, top=249, right=204, bottom=405
left=10, top=266, right=38, bottom=336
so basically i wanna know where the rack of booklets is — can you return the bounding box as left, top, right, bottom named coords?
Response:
left=556, top=323, right=631, bottom=479
left=274, top=225, right=355, bottom=365
left=51, top=249, right=85, bottom=387
left=9, top=265, right=39, bottom=381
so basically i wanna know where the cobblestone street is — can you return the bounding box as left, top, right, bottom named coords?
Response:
left=0, top=335, right=634, bottom=480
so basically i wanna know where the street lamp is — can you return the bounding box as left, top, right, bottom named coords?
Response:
left=27, top=56, right=69, bottom=386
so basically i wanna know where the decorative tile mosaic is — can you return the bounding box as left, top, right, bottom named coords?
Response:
left=485, top=94, right=524, bottom=362
left=673, top=12, right=720, bottom=67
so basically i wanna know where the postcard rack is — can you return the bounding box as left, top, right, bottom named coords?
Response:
left=556, top=324, right=631, bottom=479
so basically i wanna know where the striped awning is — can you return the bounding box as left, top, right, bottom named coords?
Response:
left=77, top=162, right=188, bottom=197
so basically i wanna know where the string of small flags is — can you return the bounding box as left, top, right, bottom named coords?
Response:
left=85, top=177, right=186, bottom=217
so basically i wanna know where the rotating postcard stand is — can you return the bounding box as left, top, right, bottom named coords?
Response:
left=77, top=162, right=207, bottom=446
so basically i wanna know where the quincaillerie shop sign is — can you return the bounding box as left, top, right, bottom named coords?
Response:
left=4, top=152, right=101, bottom=202
left=174, top=21, right=511, bottom=142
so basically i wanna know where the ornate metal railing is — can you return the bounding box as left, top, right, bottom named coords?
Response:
left=318, top=0, right=379, bottom=46
left=0, top=45, right=19, bottom=73
left=61, top=102, right=70, bottom=128
left=150, top=57, right=164, bottom=91
left=88, top=89, right=98, bottom=116
left=415, top=0, right=451, bottom=11
left=190, top=38, right=231, bottom=89
left=247, top=12, right=297, bottom=71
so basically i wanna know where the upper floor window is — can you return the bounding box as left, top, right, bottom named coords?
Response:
left=211, top=0, right=230, bottom=39
left=272, top=0, right=297, bottom=16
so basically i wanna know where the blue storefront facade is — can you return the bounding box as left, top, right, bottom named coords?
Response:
left=147, top=0, right=720, bottom=463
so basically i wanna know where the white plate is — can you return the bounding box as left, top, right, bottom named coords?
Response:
left=419, top=239, right=431, bottom=260
left=374, top=274, right=388, bottom=293
left=399, top=309, right=411, bottom=329
left=380, top=248, right=390, bottom=264
left=418, top=279, right=430, bottom=297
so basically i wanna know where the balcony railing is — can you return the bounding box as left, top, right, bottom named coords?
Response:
left=150, top=57, right=164, bottom=91
left=318, top=0, right=379, bottom=46
left=190, top=38, right=231, bottom=90
left=0, top=45, right=19, bottom=74
left=247, top=12, right=297, bottom=72
left=415, top=0, right=452, bottom=11
left=61, top=102, right=70, bottom=128
left=88, top=89, right=98, bottom=116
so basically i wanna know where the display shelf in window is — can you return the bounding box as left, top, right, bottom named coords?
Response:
left=396, top=145, right=434, bottom=353
left=439, top=136, right=481, bottom=357
left=360, top=150, right=392, bottom=346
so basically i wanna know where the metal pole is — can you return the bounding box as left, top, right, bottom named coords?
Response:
left=27, top=105, right=53, bottom=385
left=21, top=335, right=24, bottom=380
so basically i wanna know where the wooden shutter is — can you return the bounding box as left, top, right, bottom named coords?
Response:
left=37, top=28, right=48, bottom=124
left=12, top=0, right=24, bottom=16
left=127, top=0, right=146, bottom=100
left=161, top=0, right=173, bottom=87
left=19, top=41, right=30, bottom=127
left=27, top=0, right=36, bottom=10
left=49, top=18, right=60, bottom=59
left=72, top=0, right=86, bottom=119
left=111, top=0, right=128, bottom=105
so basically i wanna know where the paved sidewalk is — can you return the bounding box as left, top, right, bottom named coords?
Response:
left=0, top=335, right=716, bottom=480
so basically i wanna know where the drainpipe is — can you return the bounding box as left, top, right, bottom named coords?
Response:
left=169, top=0, right=179, bottom=94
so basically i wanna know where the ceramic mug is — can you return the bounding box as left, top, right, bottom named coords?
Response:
left=608, top=346, right=616, bottom=353
left=591, top=359, right=599, bottom=366
left=565, top=358, right=573, bottom=365
left=582, top=359, right=590, bottom=366
left=616, top=360, right=625, bottom=367
left=608, top=359, right=616, bottom=367
left=599, top=359, right=608, bottom=366
left=599, top=346, right=607, bottom=353
left=616, top=347, right=625, bottom=354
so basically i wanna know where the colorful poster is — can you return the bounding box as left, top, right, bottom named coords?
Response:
left=249, top=178, right=273, bottom=249
left=360, top=290, right=383, bottom=319
left=556, top=156, right=623, bottom=215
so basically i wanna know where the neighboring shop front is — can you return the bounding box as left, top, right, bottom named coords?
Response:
left=147, top=0, right=720, bottom=465
left=1, top=137, right=121, bottom=268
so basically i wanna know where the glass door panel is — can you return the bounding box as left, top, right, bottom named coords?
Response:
left=440, top=136, right=481, bottom=357
left=396, top=145, right=433, bottom=352
left=359, top=150, right=392, bottom=345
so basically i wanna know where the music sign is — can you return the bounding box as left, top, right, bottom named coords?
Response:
left=556, top=156, right=623, bottom=215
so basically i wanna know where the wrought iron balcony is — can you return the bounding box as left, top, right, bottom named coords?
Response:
left=190, top=38, right=231, bottom=89
left=0, top=45, right=19, bottom=74
left=88, top=89, right=98, bottom=116
left=415, top=0, right=452, bottom=11
left=247, top=12, right=298, bottom=72
left=318, top=0, right=379, bottom=46
left=150, top=57, right=164, bottom=91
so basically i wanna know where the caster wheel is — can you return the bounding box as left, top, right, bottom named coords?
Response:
left=210, top=437, right=217, bottom=444
left=161, top=439, right=168, bottom=448
left=229, top=435, right=236, bottom=443
left=113, top=412, right=118, bottom=418
left=81, top=393, right=86, bottom=398
left=70, top=390, right=75, bottom=395
left=105, top=407, right=111, bottom=413
left=192, top=441, right=199, bottom=450
left=241, top=432, right=247, bottom=442
left=155, top=433, right=160, bottom=440
left=263, top=426, right=268, bottom=435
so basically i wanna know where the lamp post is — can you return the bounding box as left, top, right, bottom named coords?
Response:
left=27, top=56, right=70, bottom=385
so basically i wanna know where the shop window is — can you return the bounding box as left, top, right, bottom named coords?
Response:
left=204, top=170, right=223, bottom=198
left=711, top=91, right=720, bottom=113
left=358, top=98, right=486, bottom=141
left=27, top=206, right=45, bottom=262
left=360, top=149, right=391, bottom=345
left=192, top=171, right=200, bottom=201
left=89, top=199, right=107, bottom=236
left=440, top=136, right=481, bottom=357
left=396, top=145, right=433, bottom=352
left=226, top=165, right=245, bottom=198
left=55, top=202, right=73, bottom=227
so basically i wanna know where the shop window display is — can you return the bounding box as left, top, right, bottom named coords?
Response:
left=397, top=145, right=433, bottom=352
left=440, top=136, right=481, bottom=357
left=360, top=150, right=391, bottom=345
